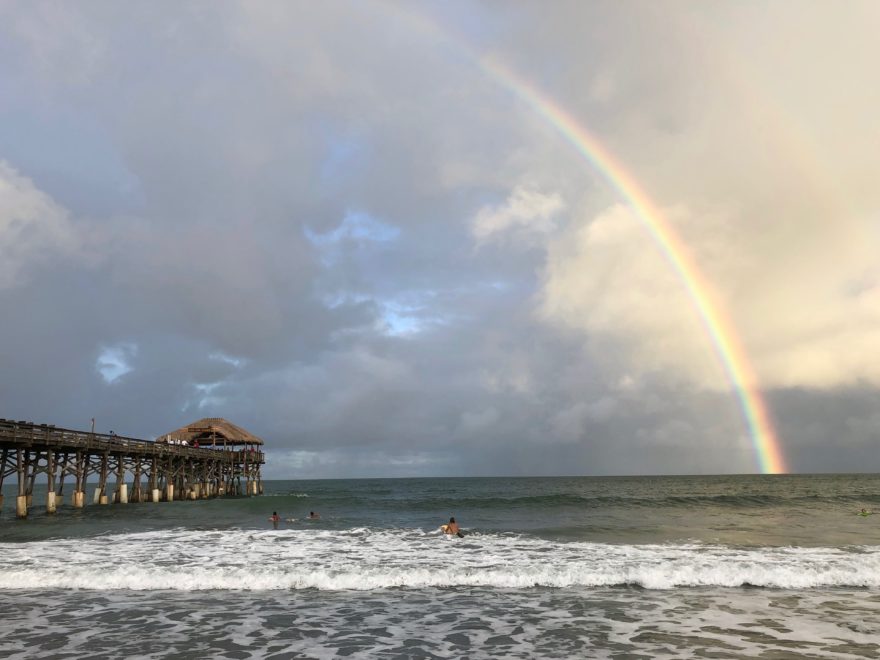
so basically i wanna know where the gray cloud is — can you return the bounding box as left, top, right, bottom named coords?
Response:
left=1, top=1, right=879, bottom=477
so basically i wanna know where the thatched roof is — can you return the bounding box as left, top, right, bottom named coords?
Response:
left=158, top=418, right=263, bottom=446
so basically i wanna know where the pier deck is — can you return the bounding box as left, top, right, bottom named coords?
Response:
left=0, top=418, right=265, bottom=518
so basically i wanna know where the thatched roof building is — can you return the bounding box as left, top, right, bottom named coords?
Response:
left=157, top=417, right=263, bottom=448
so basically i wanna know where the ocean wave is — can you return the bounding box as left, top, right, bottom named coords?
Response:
left=424, top=494, right=880, bottom=510
left=2, top=528, right=879, bottom=592
left=310, top=493, right=880, bottom=510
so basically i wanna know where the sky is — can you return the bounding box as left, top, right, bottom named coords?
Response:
left=1, top=1, right=879, bottom=478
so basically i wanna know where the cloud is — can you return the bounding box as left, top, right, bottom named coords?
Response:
left=2, top=2, right=880, bottom=477
left=538, top=203, right=725, bottom=388
left=472, top=187, right=564, bottom=247
left=96, top=343, right=138, bottom=384
left=0, top=2, right=106, bottom=87
left=538, top=199, right=880, bottom=391
left=513, top=3, right=880, bottom=395
left=0, top=161, right=83, bottom=288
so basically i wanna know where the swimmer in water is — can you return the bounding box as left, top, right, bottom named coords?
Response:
left=442, top=516, right=464, bottom=537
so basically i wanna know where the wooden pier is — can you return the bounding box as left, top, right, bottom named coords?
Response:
left=0, top=418, right=265, bottom=519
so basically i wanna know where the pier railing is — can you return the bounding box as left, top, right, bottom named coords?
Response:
left=0, top=419, right=264, bottom=462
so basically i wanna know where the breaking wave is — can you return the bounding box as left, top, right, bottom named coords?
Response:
left=2, top=528, right=879, bottom=591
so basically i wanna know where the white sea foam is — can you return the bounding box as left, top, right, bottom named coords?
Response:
left=3, top=583, right=878, bottom=660
left=2, top=528, right=879, bottom=591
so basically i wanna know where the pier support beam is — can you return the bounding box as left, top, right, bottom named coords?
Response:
left=0, top=448, right=6, bottom=512
left=74, top=451, right=85, bottom=508
left=17, top=449, right=27, bottom=516
left=131, top=462, right=142, bottom=503
left=47, top=451, right=57, bottom=514
left=165, top=483, right=174, bottom=502
left=98, top=453, right=109, bottom=505
left=114, top=455, right=125, bottom=504
left=151, top=488, right=160, bottom=503
left=119, top=484, right=128, bottom=504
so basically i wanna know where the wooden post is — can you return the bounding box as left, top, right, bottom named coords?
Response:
left=25, top=451, right=35, bottom=508
left=148, top=457, right=158, bottom=503
left=115, top=455, right=127, bottom=504
left=73, top=450, right=85, bottom=508
left=16, top=449, right=27, bottom=519
left=244, top=448, right=250, bottom=497
left=57, top=451, right=69, bottom=502
left=131, top=460, right=142, bottom=503
left=98, top=452, right=109, bottom=505
left=46, top=450, right=57, bottom=514
left=0, top=447, right=7, bottom=512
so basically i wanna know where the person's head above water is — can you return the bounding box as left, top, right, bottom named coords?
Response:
left=449, top=517, right=456, bottom=523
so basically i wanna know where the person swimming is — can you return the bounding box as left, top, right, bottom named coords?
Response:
left=307, top=511, right=320, bottom=519
left=441, top=516, right=464, bottom=537
left=858, top=508, right=873, bottom=516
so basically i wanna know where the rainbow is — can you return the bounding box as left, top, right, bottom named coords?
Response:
left=484, top=58, right=785, bottom=474
left=384, top=6, right=787, bottom=473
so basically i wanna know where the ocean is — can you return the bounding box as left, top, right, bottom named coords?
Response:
left=2, top=474, right=880, bottom=659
